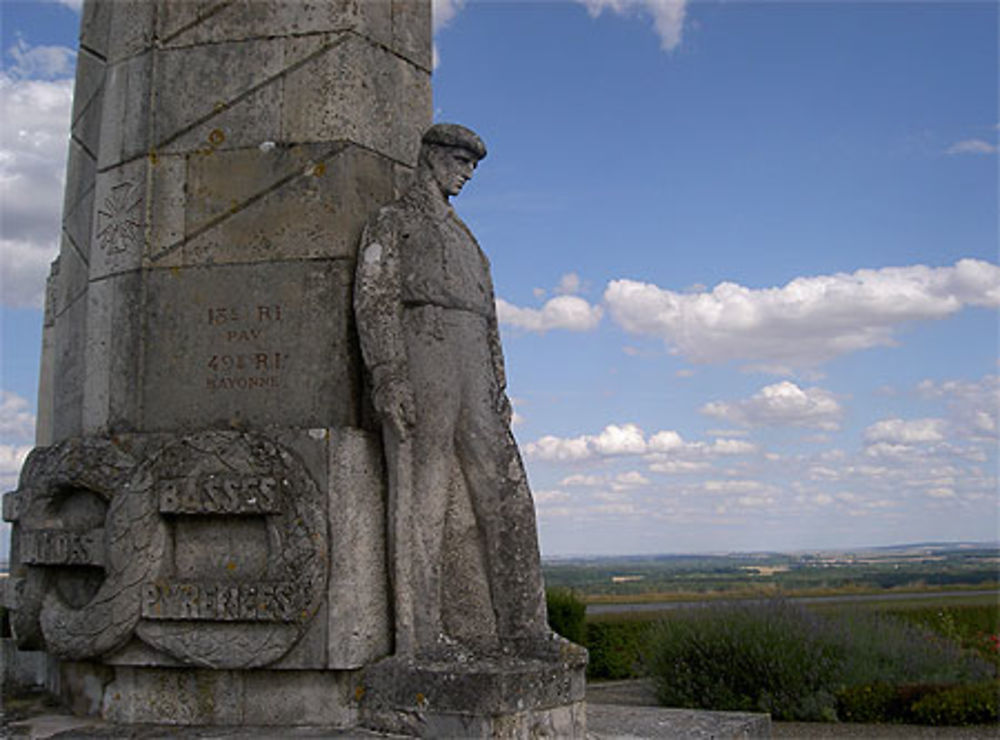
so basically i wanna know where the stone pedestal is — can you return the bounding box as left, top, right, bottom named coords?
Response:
left=361, top=649, right=588, bottom=738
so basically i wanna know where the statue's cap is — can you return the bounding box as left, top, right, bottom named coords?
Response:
left=421, top=123, right=487, bottom=160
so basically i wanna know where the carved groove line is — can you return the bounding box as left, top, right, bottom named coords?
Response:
left=152, top=33, right=351, bottom=153
left=158, top=0, right=236, bottom=47
left=149, top=141, right=348, bottom=263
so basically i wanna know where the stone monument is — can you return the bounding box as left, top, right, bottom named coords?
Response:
left=3, top=0, right=586, bottom=736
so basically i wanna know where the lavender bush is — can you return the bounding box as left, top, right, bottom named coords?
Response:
left=646, top=598, right=993, bottom=722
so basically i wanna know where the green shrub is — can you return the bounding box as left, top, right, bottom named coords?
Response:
left=910, top=681, right=1000, bottom=726
left=585, top=618, right=652, bottom=680
left=835, top=682, right=900, bottom=723
left=646, top=600, right=841, bottom=720
left=546, top=587, right=586, bottom=645
left=833, top=609, right=992, bottom=688
left=887, top=605, right=1000, bottom=669
left=645, top=598, right=995, bottom=722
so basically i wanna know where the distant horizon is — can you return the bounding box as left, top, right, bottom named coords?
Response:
left=540, top=539, right=1000, bottom=561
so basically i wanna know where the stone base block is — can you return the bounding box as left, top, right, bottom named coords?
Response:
left=56, top=664, right=360, bottom=726
left=360, top=654, right=587, bottom=738
left=0, top=639, right=48, bottom=691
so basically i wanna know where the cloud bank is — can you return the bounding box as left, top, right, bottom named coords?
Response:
left=604, top=260, right=1000, bottom=368
left=525, top=422, right=755, bottom=462
left=1, top=41, right=74, bottom=308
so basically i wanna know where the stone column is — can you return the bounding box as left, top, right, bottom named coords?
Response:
left=5, top=0, right=430, bottom=727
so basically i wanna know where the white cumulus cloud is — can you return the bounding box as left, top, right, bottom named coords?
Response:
left=0, top=444, right=32, bottom=491
left=525, top=423, right=756, bottom=462
left=432, top=0, right=466, bottom=67
left=701, top=381, right=843, bottom=430
left=0, top=391, right=36, bottom=442
left=497, top=295, right=603, bottom=333
left=578, top=0, right=688, bottom=51
left=1, top=41, right=75, bottom=308
left=604, top=260, right=1000, bottom=368
left=864, top=418, right=948, bottom=445
left=433, top=0, right=466, bottom=31
left=917, top=375, right=999, bottom=440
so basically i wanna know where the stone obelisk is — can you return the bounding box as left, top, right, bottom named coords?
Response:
left=4, top=1, right=588, bottom=734
left=6, top=0, right=430, bottom=726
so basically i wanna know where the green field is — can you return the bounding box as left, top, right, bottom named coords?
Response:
left=543, top=542, right=999, bottom=603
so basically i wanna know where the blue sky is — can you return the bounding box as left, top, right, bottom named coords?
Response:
left=1, top=0, right=997, bottom=557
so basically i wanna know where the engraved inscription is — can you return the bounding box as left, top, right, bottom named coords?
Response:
left=141, top=581, right=305, bottom=622
left=20, top=529, right=106, bottom=567
left=205, top=304, right=288, bottom=391
left=158, top=475, right=281, bottom=515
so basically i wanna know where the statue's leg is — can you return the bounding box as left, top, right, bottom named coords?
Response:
left=403, top=306, right=462, bottom=653
left=454, top=322, right=548, bottom=643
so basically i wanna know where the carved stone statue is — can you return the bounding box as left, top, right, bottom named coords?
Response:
left=355, top=124, right=550, bottom=658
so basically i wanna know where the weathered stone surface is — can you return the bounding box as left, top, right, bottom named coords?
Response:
left=355, top=125, right=551, bottom=658
left=157, top=0, right=393, bottom=52
left=133, top=431, right=328, bottom=669
left=0, top=639, right=48, bottom=692
left=96, top=51, right=153, bottom=170
left=241, top=669, right=357, bottom=727
left=69, top=47, right=105, bottom=131
left=102, top=665, right=243, bottom=725
left=587, top=704, right=772, bottom=739
left=151, top=37, right=287, bottom=155
left=89, top=158, right=147, bottom=280
left=50, top=295, right=87, bottom=441
left=326, top=428, right=390, bottom=668
left=100, top=666, right=359, bottom=726
left=53, top=236, right=88, bottom=323
left=10, top=437, right=166, bottom=660
left=82, top=273, right=144, bottom=434
left=392, top=0, right=433, bottom=72
left=140, top=260, right=360, bottom=431
left=54, top=660, right=115, bottom=717
left=368, top=700, right=586, bottom=739
left=104, top=0, right=155, bottom=63
left=282, top=33, right=430, bottom=165
left=152, top=142, right=395, bottom=267
left=78, top=0, right=112, bottom=58
left=361, top=652, right=587, bottom=738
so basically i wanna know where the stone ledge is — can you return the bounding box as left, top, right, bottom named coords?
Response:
left=359, top=653, right=587, bottom=738
left=588, top=703, right=771, bottom=739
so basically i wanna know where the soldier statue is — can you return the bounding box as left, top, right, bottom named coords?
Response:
left=355, top=124, right=551, bottom=659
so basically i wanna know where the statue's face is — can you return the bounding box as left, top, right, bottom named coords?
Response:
left=426, top=145, right=478, bottom=198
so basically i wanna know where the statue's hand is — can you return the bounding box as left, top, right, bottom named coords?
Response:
left=373, top=378, right=416, bottom=439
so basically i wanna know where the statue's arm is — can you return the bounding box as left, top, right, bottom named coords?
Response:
left=354, top=212, right=415, bottom=436
left=486, top=276, right=513, bottom=428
